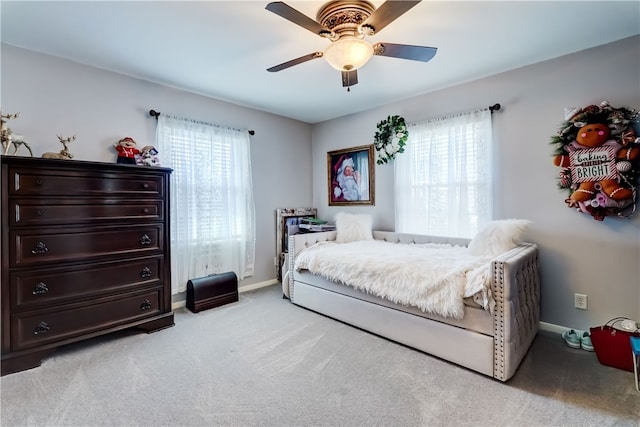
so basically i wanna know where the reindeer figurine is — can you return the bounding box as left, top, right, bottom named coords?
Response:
left=42, top=134, right=76, bottom=160
left=1, top=111, right=33, bottom=157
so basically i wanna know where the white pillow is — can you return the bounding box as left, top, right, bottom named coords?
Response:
left=468, top=219, right=531, bottom=257
left=335, top=212, right=373, bottom=243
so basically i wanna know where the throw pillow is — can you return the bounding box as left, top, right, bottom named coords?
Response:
left=468, top=219, right=531, bottom=257
left=335, top=212, right=373, bottom=243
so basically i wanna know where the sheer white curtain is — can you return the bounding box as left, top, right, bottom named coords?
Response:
left=395, top=108, right=493, bottom=238
left=355, top=153, right=370, bottom=201
left=155, top=115, right=256, bottom=294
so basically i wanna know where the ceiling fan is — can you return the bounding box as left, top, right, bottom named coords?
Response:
left=265, top=0, right=437, bottom=91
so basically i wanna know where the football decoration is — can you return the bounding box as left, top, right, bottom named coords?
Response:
left=551, top=101, right=640, bottom=221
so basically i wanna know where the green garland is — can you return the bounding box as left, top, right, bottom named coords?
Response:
left=373, top=115, right=408, bottom=165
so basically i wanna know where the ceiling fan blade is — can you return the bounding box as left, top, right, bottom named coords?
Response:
left=362, top=1, right=421, bottom=34
left=265, top=2, right=327, bottom=36
left=267, top=52, right=323, bottom=72
left=373, top=43, right=437, bottom=62
left=341, top=70, right=358, bottom=89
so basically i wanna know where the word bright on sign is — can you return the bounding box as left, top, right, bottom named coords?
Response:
left=569, top=146, right=618, bottom=183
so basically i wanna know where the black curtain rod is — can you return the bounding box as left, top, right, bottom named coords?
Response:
left=149, top=110, right=255, bottom=136
left=150, top=104, right=499, bottom=132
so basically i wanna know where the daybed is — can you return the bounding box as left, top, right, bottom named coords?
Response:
left=285, top=226, right=540, bottom=382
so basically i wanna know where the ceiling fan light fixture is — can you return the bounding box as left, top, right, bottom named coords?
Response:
left=323, top=37, right=373, bottom=71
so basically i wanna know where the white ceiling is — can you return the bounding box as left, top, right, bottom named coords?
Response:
left=2, top=1, right=639, bottom=124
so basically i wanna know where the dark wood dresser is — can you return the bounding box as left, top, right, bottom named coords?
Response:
left=1, top=156, right=174, bottom=375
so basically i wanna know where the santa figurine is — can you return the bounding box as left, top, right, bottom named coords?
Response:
left=114, top=137, right=140, bottom=164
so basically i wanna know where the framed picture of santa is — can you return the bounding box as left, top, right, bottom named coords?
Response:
left=327, top=145, right=375, bottom=206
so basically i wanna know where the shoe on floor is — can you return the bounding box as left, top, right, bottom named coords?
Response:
left=580, top=331, right=594, bottom=351
left=562, top=329, right=581, bottom=349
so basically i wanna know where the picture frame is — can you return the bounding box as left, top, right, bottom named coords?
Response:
left=327, top=144, right=375, bottom=206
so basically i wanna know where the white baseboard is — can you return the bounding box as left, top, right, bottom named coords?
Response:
left=539, top=321, right=587, bottom=335
left=171, top=279, right=279, bottom=310
left=239, top=279, right=279, bottom=293
left=172, top=300, right=186, bottom=310
left=539, top=321, right=565, bottom=334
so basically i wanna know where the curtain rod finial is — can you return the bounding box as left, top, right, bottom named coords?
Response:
left=149, top=109, right=161, bottom=119
left=489, top=103, right=501, bottom=113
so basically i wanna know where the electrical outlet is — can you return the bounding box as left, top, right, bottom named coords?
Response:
left=574, top=293, right=588, bottom=310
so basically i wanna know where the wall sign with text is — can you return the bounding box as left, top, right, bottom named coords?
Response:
left=551, top=101, right=640, bottom=221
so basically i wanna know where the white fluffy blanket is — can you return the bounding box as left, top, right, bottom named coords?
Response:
left=294, top=240, right=494, bottom=319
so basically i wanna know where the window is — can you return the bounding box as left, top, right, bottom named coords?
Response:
left=395, top=108, right=493, bottom=238
left=155, top=115, right=255, bottom=294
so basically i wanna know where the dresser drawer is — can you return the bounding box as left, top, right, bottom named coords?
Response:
left=10, top=225, right=163, bottom=267
left=11, top=255, right=164, bottom=311
left=12, top=290, right=162, bottom=351
left=9, top=199, right=164, bottom=226
left=7, top=167, right=165, bottom=198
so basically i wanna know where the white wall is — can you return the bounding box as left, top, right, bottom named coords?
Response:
left=1, top=44, right=314, bottom=292
left=3, top=36, right=638, bottom=330
left=312, top=36, right=640, bottom=331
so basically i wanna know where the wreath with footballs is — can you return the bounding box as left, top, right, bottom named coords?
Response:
left=551, top=100, right=640, bottom=221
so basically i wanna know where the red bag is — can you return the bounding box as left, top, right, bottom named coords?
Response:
left=590, top=317, right=640, bottom=372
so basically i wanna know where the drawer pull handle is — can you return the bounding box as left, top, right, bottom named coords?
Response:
left=140, top=234, right=152, bottom=245
left=34, top=321, right=50, bottom=335
left=31, top=242, right=49, bottom=254
left=35, top=179, right=43, bottom=186
left=35, top=209, right=44, bottom=216
left=142, top=208, right=150, bottom=214
left=32, top=282, right=49, bottom=295
left=140, top=267, right=152, bottom=278
left=140, top=299, right=152, bottom=310
left=142, top=183, right=149, bottom=189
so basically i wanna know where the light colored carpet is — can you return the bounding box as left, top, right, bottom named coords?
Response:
left=1, top=284, right=638, bottom=427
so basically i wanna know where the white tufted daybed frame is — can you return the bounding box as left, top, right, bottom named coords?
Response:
left=287, top=230, right=540, bottom=382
